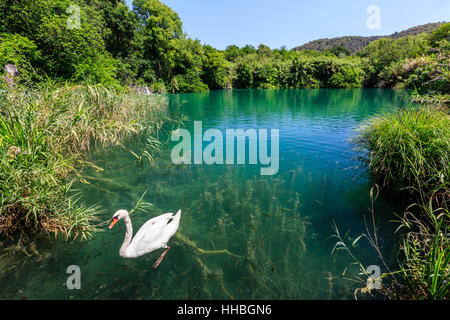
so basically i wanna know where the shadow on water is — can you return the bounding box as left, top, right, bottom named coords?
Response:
left=0, top=89, right=412, bottom=299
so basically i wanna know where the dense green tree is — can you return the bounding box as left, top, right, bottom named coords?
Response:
left=327, top=63, right=363, bottom=88
left=169, top=38, right=207, bottom=92
left=289, top=58, right=320, bottom=88
left=0, top=33, right=40, bottom=82
left=359, top=36, right=427, bottom=86
left=99, top=0, right=139, bottom=58
left=329, top=46, right=351, bottom=57
left=427, top=23, right=450, bottom=48
left=241, top=45, right=257, bottom=55
left=257, top=44, right=272, bottom=57
left=201, top=45, right=230, bottom=90
left=0, top=0, right=444, bottom=94
left=133, top=0, right=183, bottom=81
left=0, top=0, right=117, bottom=83
left=224, top=45, right=241, bottom=62
left=253, top=62, right=278, bottom=88
left=235, top=62, right=253, bottom=88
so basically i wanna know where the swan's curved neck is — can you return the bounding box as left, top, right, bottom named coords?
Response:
left=119, top=213, right=133, bottom=257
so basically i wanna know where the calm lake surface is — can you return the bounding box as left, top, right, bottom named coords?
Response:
left=0, top=89, right=412, bottom=299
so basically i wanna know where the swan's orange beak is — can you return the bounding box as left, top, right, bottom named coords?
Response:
left=109, top=217, right=118, bottom=229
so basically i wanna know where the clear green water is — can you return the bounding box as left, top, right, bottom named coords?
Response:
left=0, top=89, right=411, bottom=300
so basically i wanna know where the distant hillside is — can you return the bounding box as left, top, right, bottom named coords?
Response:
left=293, top=22, right=446, bottom=53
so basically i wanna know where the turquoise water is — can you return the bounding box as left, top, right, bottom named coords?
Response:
left=0, top=89, right=411, bottom=299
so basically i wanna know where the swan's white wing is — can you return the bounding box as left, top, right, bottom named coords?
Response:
left=129, top=213, right=175, bottom=256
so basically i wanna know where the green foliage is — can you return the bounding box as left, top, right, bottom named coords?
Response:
left=0, top=0, right=116, bottom=82
left=332, top=184, right=449, bottom=300
left=359, top=36, right=427, bottom=86
left=288, top=58, right=320, bottom=88
left=252, top=62, right=278, bottom=89
left=328, top=46, right=351, bottom=57
left=232, top=52, right=364, bottom=89
left=428, top=23, right=450, bottom=48
left=73, top=53, right=119, bottom=86
left=224, top=45, right=242, bottom=62
left=149, top=81, right=167, bottom=94
left=100, top=0, right=139, bottom=58
left=235, top=62, right=254, bottom=88
left=294, top=22, right=445, bottom=53
left=0, top=84, right=168, bottom=240
left=241, top=45, right=257, bottom=55
left=355, top=107, right=450, bottom=194
left=133, top=0, right=183, bottom=81
left=0, top=33, right=40, bottom=82
left=362, top=29, right=450, bottom=93
left=328, top=64, right=364, bottom=88
left=288, top=57, right=364, bottom=88
left=403, top=56, right=449, bottom=94
left=173, top=72, right=209, bottom=93
left=337, top=104, right=450, bottom=300
left=201, top=45, right=231, bottom=90
left=0, top=0, right=445, bottom=94
left=397, top=192, right=449, bottom=300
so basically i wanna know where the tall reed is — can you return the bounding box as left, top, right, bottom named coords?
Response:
left=0, top=84, right=168, bottom=242
left=354, top=106, right=450, bottom=196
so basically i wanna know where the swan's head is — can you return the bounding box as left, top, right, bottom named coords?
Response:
left=109, top=210, right=129, bottom=229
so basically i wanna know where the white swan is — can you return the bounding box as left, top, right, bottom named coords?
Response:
left=109, top=209, right=181, bottom=268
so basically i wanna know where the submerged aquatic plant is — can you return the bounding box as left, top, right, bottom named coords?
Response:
left=81, top=153, right=315, bottom=299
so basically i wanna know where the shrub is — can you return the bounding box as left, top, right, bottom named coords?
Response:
left=288, top=58, right=320, bottom=88
left=0, top=33, right=41, bottom=82
left=73, top=53, right=119, bottom=86
left=235, top=62, right=253, bottom=88
left=355, top=107, right=450, bottom=194
left=173, top=72, right=209, bottom=93
left=328, top=64, right=364, bottom=88
left=427, top=23, right=450, bottom=48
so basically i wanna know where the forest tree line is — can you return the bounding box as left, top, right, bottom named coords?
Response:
left=293, top=22, right=445, bottom=53
left=0, top=0, right=449, bottom=96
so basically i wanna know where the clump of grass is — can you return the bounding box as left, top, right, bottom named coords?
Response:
left=412, top=92, right=450, bottom=108
left=395, top=187, right=449, bottom=300
left=335, top=105, right=449, bottom=300
left=0, top=84, right=168, bottom=242
left=354, top=106, right=450, bottom=195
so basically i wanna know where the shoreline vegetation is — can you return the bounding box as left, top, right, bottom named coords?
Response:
left=0, top=0, right=449, bottom=300
left=0, top=1, right=448, bottom=97
left=0, top=84, right=168, bottom=243
left=336, top=104, right=449, bottom=300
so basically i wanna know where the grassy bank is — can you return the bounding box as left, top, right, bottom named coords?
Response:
left=355, top=106, right=450, bottom=196
left=0, top=84, right=168, bottom=243
left=345, top=105, right=449, bottom=299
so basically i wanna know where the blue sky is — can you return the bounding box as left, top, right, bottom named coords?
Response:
left=125, top=0, right=450, bottom=50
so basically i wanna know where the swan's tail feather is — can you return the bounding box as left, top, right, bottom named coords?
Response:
left=172, top=209, right=181, bottom=224
left=165, top=210, right=181, bottom=239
